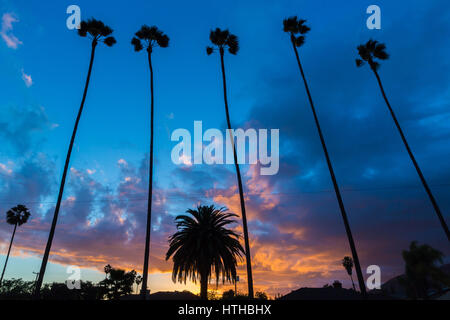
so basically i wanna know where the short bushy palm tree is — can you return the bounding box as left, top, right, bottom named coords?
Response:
left=283, top=16, right=367, bottom=297
left=34, top=18, right=116, bottom=297
left=401, top=241, right=450, bottom=299
left=0, top=205, right=31, bottom=286
left=132, top=25, right=169, bottom=299
left=356, top=40, right=450, bottom=241
left=206, top=28, right=254, bottom=298
left=166, top=205, right=244, bottom=300
left=342, top=256, right=356, bottom=291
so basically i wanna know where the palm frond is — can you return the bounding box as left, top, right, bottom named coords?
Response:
left=294, top=35, right=305, bottom=47
left=283, top=16, right=298, bottom=33
left=78, top=21, right=88, bottom=37
left=298, top=20, right=310, bottom=35
left=355, top=58, right=364, bottom=67
left=157, top=34, right=170, bottom=48
left=227, top=34, right=239, bottom=54
left=131, top=37, right=143, bottom=51
left=374, top=42, right=389, bottom=60
left=103, top=36, right=116, bottom=47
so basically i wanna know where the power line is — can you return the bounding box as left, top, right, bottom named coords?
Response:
left=0, top=182, right=450, bottom=205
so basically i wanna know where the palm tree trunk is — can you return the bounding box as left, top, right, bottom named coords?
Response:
left=200, top=272, right=208, bottom=300
left=350, top=274, right=356, bottom=291
left=290, top=38, right=367, bottom=298
left=141, top=49, right=155, bottom=300
left=372, top=68, right=450, bottom=241
left=34, top=39, right=98, bottom=298
left=219, top=49, right=254, bottom=299
left=0, top=223, right=17, bottom=286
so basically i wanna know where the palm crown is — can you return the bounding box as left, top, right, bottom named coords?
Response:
left=78, top=18, right=116, bottom=47
left=206, top=28, right=239, bottom=55
left=356, top=40, right=389, bottom=70
left=104, top=264, right=112, bottom=275
left=283, top=16, right=310, bottom=47
left=342, top=256, right=354, bottom=275
left=6, top=205, right=31, bottom=226
left=131, top=25, right=169, bottom=53
left=166, top=205, right=244, bottom=285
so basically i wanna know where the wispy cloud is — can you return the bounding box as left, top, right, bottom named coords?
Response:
left=1, top=13, right=22, bottom=49
left=21, top=69, right=32, bottom=87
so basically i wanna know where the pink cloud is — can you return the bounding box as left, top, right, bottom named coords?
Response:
left=1, top=13, right=22, bottom=49
left=21, top=69, right=32, bottom=87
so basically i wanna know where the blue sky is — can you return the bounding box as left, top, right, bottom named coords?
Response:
left=0, top=0, right=449, bottom=296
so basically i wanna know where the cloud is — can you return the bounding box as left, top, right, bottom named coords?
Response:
left=1, top=13, right=22, bottom=49
left=21, top=69, right=32, bottom=87
left=0, top=105, right=52, bottom=153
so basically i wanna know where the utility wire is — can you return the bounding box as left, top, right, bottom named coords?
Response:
left=0, top=183, right=450, bottom=205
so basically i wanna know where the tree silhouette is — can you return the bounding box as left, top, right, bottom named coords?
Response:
left=255, top=291, right=268, bottom=300
left=222, top=289, right=235, bottom=300
left=34, top=18, right=116, bottom=297
left=401, top=241, right=450, bottom=299
left=131, top=25, right=169, bottom=300
left=356, top=40, right=450, bottom=242
left=206, top=28, right=254, bottom=298
left=0, top=205, right=31, bottom=286
left=99, top=265, right=137, bottom=300
left=342, top=256, right=356, bottom=291
left=283, top=16, right=367, bottom=297
left=166, top=205, right=244, bottom=300
left=332, top=280, right=343, bottom=289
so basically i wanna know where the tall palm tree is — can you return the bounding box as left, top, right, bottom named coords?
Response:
left=34, top=18, right=116, bottom=297
left=166, top=205, right=244, bottom=300
left=206, top=28, right=254, bottom=298
left=283, top=16, right=367, bottom=297
left=131, top=25, right=169, bottom=300
left=356, top=40, right=450, bottom=241
left=0, top=205, right=31, bottom=286
left=342, top=256, right=356, bottom=291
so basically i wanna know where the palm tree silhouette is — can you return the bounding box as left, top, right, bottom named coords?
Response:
left=356, top=40, right=450, bottom=241
left=131, top=25, right=169, bottom=300
left=342, top=256, right=356, bottom=291
left=166, top=205, right=244, bottom=300
left=34, top=18, right=116, bottom=297
left=0, top=205, right=31, bottom=286
left=206, top=28, right=254, bottom=298
left=283, top=16, right=367, bottom=297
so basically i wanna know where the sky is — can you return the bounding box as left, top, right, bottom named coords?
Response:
left=0, top=0, right=450, bottom=297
